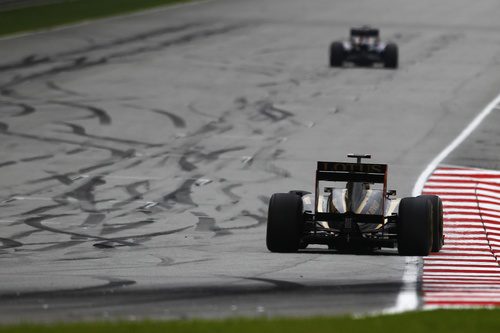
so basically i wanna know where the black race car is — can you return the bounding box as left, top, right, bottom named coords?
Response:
left=266, top=154, right=443, bottom=255
left=329, top=26, right=398, bottom=68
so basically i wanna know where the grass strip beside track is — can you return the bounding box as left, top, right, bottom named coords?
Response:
left=1, top=310, right=499, bottom=332
left=0, top=0, right=193, bottom=37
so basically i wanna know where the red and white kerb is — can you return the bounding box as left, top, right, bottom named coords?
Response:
left=422, top=166, right=500, bottom=308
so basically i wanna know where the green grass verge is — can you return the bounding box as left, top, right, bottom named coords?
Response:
left=1, top=309, right=499, bottom=333
left=0, top=0, right=194, bottom=37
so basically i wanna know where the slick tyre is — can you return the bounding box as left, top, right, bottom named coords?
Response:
left=266, top=193, right=304, bottom=253
left=419, top=195, right=444, bottom=252
left=384, top=43, right=398, bottom=69
left=397, top=196, right=433, bottom=256
left=330, top=41, right=344, bottom=67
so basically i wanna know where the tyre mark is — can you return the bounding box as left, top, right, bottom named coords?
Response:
left=106, top=24, right=247, bottom=62
left=27, top=172, right=74, bottom=185
left=159, top=178, right=199, bottom=210
left=204, top=146, right=246, bottom=160
left=19, top=154, right=52, bottom=162
left=55, top=176, right=106, bottom=213
left=35, top=240, right=86, bottom=251
left=21, top=204, right=63, bottom=216
left=123, top=159, right=143, bottom=170
left=0, top=161, right=16, bottom=168
left=0, top=277, right=136, bottom=299
left=24, top=215, right=137, bottom=247
left=0, top=238, right=23, bottom=249
left=117, top=180, right=150, bottom=205
left=188, top=102, right=217, bottom=119
left=256, top=101, right=294, bottom=122
left=57, top=122, right=161, bottom=147
left=66, top=148, right=87, bottom=155
left=193, top=212, right=231, bottom=237
left=179, top=154, right=197, bottom=171
left=221, top=183, right=242, bottom=202
left=80, top=213, right=106, bottom=228
left=224, top=209, right=267, bottom=231
left=78, top=161, right=118, bottom=174
left=0, top=123, right=136, bottom=158
left=157, top=257, right=212, bottom=267
left=3, top=57, right=108, bottom=88
left=9, top=229, right=42, bottom=240
left=124, top=104, right=187, bottom=129
left=178, top=146, right=246, bottom=171
left=215, top=182, right=242, bottom=211
left=0, top=23, right=201, bottom=75
left=240, top=277, right=305, bottom=291
left=1, top=24, right=246, bottom=89
left=46, top=81, right=84, bottom=97
left=0, top=101, right=35, bottom=117
left=151, top=108, right=186, bottom=128
left=100, top=219, right=154, bottom=235
left=53, top=101, right=111, bottom=125
left=60, top=23, right=203, bottom=58
left=0, top=54, right=50, bottom=72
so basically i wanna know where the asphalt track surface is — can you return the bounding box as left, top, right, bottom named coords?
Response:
left=1, top=0, right=500, bottom=323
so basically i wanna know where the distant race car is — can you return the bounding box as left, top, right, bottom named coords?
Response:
left=329, top=26, right=398, bottom=68
left=266, top=154, right=443, bottom=255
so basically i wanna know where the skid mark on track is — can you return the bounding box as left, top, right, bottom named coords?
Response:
left=1, top=23, right=248, bottom=90
left=151, top=108, right=187, bottom=128
left=0, top=100, right=35, bottom=117
left=100, top=219, right=155, bottom=235
left=24, top=214, right=136, bottom=247
left=46, top=81, right=85, bottom=97
left=52, top=101, right=111, bottom=125
left=0, top=238, right=23, bottom=249
left=0, top=121, right=135, bottom=159
left=56, top=122, right=160, bottom=147
left=55, top=176, right=106, bottom=213
left=160, top=178, right=199, bottom=210
left=240, top=277, right=305, bottom=291
left=80, top=213, right=106, bottom=228
left=224, top=210, right=267, bottom=231
left=255, top=101, right=294, bottom=122
left=0, top=276, right=136, bottom=299
left=0, top=54, right=50, bottom=72
left=193, top=212, right=231, bottom=237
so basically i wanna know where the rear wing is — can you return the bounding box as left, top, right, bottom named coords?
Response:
left=350, top=28, right=379, bottom=38
left=314, top=161, right=388, bottom=222
left=316, top=161, right=387, bottom=183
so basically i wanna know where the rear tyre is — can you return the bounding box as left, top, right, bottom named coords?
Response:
left=384, top=43, right=398, bottom=69
left=266, top=193, right=304, bottom=253
left=397, top=196, right=433, bottom=256
left=330, top=42, right=344, bottom=67
left=419, top=195, right=444, bottom=252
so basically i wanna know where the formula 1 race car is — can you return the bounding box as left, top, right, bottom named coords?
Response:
left=266, top=154, right=443, bottom=255
left=329, top=26, right=398, bottom=68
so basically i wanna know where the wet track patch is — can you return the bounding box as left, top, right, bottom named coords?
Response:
left=422, top=167, right=500, bottom=308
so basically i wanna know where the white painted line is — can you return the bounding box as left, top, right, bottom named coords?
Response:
left=383, top=256, right=420, bottom=314
left=412, top=92, right=500, bottom=197
left=0, top=0, right=215, bottom=42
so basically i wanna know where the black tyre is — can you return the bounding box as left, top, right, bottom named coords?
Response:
left=266, top=193, right=304, bottom=253
left=289, top=190, right=311, bottom=198
left=384, top=43, right=398, bottom=69
left=330, top=41, right=344, bottom=67
left=397, top=196, right=433, bottom=256
left=419, top=195, right=444, bottom=252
